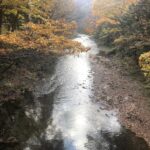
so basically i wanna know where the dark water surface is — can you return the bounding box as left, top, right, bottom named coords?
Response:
left=2, top=34, right=149, bottom=150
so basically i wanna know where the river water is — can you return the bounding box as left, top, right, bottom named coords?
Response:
left=22, top=34, right=149, bottom=150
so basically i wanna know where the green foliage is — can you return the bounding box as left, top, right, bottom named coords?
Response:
left=0, top=0, right=75, bottom=33
left=0, top=0, right=30, bottom=31
left=95, top=0, right=150, bottom=56
left=95, top=0, right=150, bottom=80
left=0, top=0, right=85, bottom=55
left=94, top=22, right=120, bottom=46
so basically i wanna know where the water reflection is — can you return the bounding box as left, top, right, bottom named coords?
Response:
left=50, top=34, right=121, bottom=150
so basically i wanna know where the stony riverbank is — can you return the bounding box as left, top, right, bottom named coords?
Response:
left=90, top=54, right=150, bottom=147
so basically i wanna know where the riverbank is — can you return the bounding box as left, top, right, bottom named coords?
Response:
left=91, top=53, right=150, bottom=147
left=0, top=52, right=58, bottom=148
left=0, top=53, right=57, bottom=101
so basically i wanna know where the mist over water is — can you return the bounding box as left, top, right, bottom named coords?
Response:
left=72, top=0, right=92, bottom=30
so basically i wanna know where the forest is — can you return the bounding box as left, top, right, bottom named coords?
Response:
left=0, top=0, right=87, bottom=54
left=94, top=0, right=150, bottom=80
left=0, top=0, right=149, bottom=79
left=0, top=0, right=150, bottom=150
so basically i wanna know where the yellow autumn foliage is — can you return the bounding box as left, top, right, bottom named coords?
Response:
left=95, top=17, right=118, bottom=27
left=0, top=20, right=85, bottom=55
left=139, top=51, right=150, bottom=78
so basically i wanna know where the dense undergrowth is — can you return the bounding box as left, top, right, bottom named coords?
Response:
left=94, top=0, right=150, bottom=82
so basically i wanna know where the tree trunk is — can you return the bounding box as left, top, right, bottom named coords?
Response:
left=11, top=12, right=19, bottom=32
left=0, top=0, right=3, bottom=34
left=0, top=10, right=3, bottom=34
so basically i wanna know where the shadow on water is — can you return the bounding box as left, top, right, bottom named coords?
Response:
left=0, top=34, right=149, bottom=150
left=98, top=129, right=150, bottom=150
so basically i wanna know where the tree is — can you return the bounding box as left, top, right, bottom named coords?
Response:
left=92, top=0, right=138, bottom=17
left=0, top=0, right=3, bottom=34
left=50, top=0, right=75, bottom=20
left=0, top=0, right=77, bottom=33
left=0, top=0, right=30, bottom=32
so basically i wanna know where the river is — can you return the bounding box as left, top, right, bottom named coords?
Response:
left=21, top=34, right=149, bottom=150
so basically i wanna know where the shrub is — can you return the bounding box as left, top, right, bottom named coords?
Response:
left=139, top=51, right=150, bottom=79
